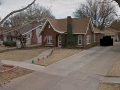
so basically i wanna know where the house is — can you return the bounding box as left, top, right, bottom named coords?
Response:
left=40, top=16, right=103, bottom=49
left=0, top=20, right=44, bottom=45
left=103, top=28, right=120, bottom=41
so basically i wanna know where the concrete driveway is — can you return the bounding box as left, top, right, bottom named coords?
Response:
left=1, top=42, right=120, bottom=90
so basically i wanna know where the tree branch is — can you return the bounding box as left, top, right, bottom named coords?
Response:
left=0, top=0, right=36, bottom=25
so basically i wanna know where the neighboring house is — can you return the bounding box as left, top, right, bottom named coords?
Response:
left=40, top=16, right=103, bottom=49
left=1, top=21, right=43, bottom=45
left=103, top=28, right=120, bottom=41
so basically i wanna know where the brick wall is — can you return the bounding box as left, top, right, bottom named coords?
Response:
left=41, top=22, right=59, bottom=47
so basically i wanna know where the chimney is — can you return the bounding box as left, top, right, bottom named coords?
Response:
left=31, top=20, right=37, bottom=28
left=31, top=20, right=37, bottom=44
left=67, top=16, right=72, bottom=25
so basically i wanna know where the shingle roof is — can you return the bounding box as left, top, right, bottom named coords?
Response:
left=47, top=18, right=102, bottom=34
left=94, top=27, right=103, bottom=33
left=103, top=28, right=120, bottom=35
left=108, top=28, right=120, bottom=33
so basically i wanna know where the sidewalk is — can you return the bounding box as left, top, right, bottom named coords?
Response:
left=102, top=77, right=120, bottom=83
left=23, top=48, right=53, bottom=63
left=2, top=60, right=72, bottom=77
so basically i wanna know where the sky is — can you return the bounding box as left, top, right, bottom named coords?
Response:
left=0, top=0, right=85, bottom=19
left=0, top=0, right=120, bottom=20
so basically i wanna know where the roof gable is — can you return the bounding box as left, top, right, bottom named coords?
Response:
left=41, top=17, right=91, bottom=34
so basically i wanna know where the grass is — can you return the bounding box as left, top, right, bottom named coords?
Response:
left=0, top=67, right=34, bottom=83
left=0, top=47, right=48, bottom=61
left=107, top=57, right=120, bottom=77
left=0, top=45, right=15, bottom=51
left=35, top=49, right=81, bottom=66
left=99, top=57, right=120, bottom=90
left=99, top=82, right=120, bottom=90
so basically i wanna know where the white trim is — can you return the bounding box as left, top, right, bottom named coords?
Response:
left=22, top=24, right=42, bottom=35
left=94, top=34, right=96, bottom=42
left=48, top=25, right=51, bottom=28
left=78, top=35, right=82, bottom=45
left=86, top=35, right=91, bottom=45
left=90, top=18, right=102, bottom=34
left=85, top=19, right=91, bottom=35
left=47, top=35, right=52, bottom=44
left=58, top=35, right=62, bottom=47
left=85, top=18, right=95, bottom=35
left=90, top=18, right=95, bottom=34
left=64, top=33, right=85, bottom=34
left=39, top=19, right=64, bottom=35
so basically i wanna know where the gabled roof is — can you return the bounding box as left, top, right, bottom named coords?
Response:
left=42, top=17, right=102, bottom=34
left=103, top=28, right=120, bottom=35
left=18, top=22, right=42, bottom=34
left=1, top=21, right=43, bottom=35
left=94, top=27, right=103, bottom=33
left=107, top=28, right=120, bottom=33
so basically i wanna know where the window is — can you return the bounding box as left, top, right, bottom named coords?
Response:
left=27, top=34, right=30, bottom=38
left=47, top=35, right=52, bottom=44
left=94, top=34, right=96, bottom=42
left=48, top=25, right=50, bottom=28
left=86, top=35, right=91, bottom=44
left=78, top=35, right=82, bottom=45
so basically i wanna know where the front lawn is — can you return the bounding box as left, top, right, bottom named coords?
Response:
left=35, top=49, right=81, bottom=66
left=99, top=83, right=120, bottom=90
left=0, top=47, right=48, bottom=61
left=107, top=57, right=120, bottom=77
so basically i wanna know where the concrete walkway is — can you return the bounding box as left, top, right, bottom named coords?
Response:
left=23, top=48, right=53, bottom=63
left=1, top=42, right=120, bottom=90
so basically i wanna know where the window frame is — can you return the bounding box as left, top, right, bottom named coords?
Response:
left=48, top=25, right=51, bottom=28
left=86, top=35, right=91, bottom=45
left=94, top=34, right=96, bottom=42
left=78, top=35, right=82, bottom=45
left=27, top=34, right=31, bottom=38
left=47, top=35, right=52, bottom=44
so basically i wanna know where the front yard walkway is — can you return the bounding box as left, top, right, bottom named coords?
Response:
left=23, top=48, right=53, bottom=63
left=34, top=49, right=81, bottom=66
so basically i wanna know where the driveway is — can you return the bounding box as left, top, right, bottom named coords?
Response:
left=1, top=42, right=120, bottom=90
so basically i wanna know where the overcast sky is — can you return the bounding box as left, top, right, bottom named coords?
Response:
left=0, top=0, right=120, bottom=19
left=0, top=0, right=85, bottom=19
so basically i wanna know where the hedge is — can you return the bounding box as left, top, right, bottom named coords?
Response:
left=3, top=41, right=16, bottom=47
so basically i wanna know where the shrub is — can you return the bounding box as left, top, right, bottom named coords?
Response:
left=67, top=23, right=76, bottom=48
left=61, top=34, right=66, bottom=48
left=3, top=41, right=16, bottom=47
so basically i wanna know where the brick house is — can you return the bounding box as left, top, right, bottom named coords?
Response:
left=40, top=16, right=103, bottom=49
left=0, top=21, right=44, bottom=45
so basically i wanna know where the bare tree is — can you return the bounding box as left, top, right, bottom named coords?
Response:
left=73, top=0, right=117, bottom=30
left=3, top=4, right=55, bottom=27
left=0, top=0, right=2, bottom=5
left=114, top=0, right=120, bottom=6
left=0, top=0, right=36, bottom=25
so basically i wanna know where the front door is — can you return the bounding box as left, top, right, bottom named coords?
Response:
left=58, top=35, right=61, bottom=47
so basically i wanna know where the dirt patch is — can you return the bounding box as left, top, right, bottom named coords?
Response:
left=107, top=58, right=120, bottom=77
left=0, top=64, right=17, bottom=73
left=35, top=49, right=81, bottom=66
left=0, top=47, right=47, bottom=61
left=0, top=67, right=34, bottom=83
left=99, top=82, right=120, bottom=90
